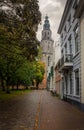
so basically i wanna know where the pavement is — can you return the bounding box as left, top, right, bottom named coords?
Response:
left=0, top=90, right=84, bottom=130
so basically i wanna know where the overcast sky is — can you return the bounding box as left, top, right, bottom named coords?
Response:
left=37, top=0, right=67, bottom=42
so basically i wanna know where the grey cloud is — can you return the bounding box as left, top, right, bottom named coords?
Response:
left=41, top=2, right=64, bottom=22
left=42, top=3, right=60, bottom=13
left=37, top=0, right=67, bottom=41
left=51, top=0, right=67, bottom=6
left=56, top=0, right=66, bottom=6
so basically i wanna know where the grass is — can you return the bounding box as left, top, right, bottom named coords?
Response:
left=0, top=89, right=31, bottom=101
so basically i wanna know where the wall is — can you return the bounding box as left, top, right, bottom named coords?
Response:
left=55, top=69, right=61, bottom=95
left=80, top=12, right=84, bottom=104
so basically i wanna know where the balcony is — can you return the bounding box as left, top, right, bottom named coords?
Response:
left=59, top=54, right=73, bottom=71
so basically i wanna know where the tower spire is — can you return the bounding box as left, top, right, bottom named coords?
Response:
left=43, top=15, right=50, bottom=30
left=42, top=15, right=52, bottom=40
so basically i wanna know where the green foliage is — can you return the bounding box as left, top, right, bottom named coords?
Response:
left=0, top=0, right=41, bottom=93
left=32, top=61, right=45, bottom=89
left=16, top=61, right=33, bottom=86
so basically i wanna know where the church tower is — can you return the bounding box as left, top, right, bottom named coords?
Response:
left=40, top=15, right=54, bottom=89
left=42, top=15, right=52, bottom=40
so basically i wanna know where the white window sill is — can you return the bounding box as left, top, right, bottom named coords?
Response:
left=74, top=95, right=80, bottom=98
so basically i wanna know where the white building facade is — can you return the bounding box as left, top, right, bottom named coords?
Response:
left=75, top=0, right=84, bottom=111
left=58, top=0, right=84, bottom=111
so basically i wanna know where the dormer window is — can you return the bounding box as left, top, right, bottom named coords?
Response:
left=73, top=0, right=79, bottom=9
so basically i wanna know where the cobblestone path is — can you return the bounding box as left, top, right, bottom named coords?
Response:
left=0, top=90, right=84, bottom=130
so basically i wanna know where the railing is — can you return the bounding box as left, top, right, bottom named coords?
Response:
left=56, top=54, right=73, bottom=71
left=61, top=54, right=73, bottom=64
left=59, top=54, right=73, bottom=70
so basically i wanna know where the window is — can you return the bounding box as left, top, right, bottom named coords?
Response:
left=65, top=44, right=67, bottom=54
left=75, top=69, right=80, bottom=96
left=68, top=35, right=72, bottom=54
left=73, top=0, right=79, bottom=9
left=61, top=34, right=63, bottom=44
left=61, top=49, right=63, bottom=55
left=64, top=26, right=67, bottom=33
left=70, top=73, right=72, bottom=94
left=74, top=24, right=79, bottom=54
left=48, top=32, right=50, bottom=35
left=48, top=56, right=50, bottom=66
left=68, top=14, right=71, bottom=27
left=45, top=32, right=46, bottom=37
left=48, top=42, right=49, bottom=50
left=47, top=37, right=49, bottom=40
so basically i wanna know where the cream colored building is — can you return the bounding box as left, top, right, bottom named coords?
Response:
left=75, top=0, right=84, bottom=110
left=57, top=0, right=84, bottom=111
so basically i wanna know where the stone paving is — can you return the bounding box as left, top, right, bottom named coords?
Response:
left=38, top=91, right=84, bottom=130
left=0, top=90, right=84, bottom=130
left=0, top=91, right=41, bottom=130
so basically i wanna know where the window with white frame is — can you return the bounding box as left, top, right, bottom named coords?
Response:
left=70, top=72, right=72, bottom=94
left=75, top=69, right=80, bottom=96
left=61, top=34, right=63, bottom=45
left=68, top=35, right=72, bottom=54
left=61, top=49, right=63, bottom=55
left=73, top=0, right=80, bottom=9
left=68, top=14, right=71, bottom=28
left=64, top=25, right=67, bottom=33
left=45, top=32, right=46, bottom=37
left=74, top=24, right=79, bottom=54
left=47, top=37, right=49, bottom=40
left=48, top=42, right=49, bottom=50
left=65, top=43, right=67, bottom=54
left=48, top=56, right=50, bottom=66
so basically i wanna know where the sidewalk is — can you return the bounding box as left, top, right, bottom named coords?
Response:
left=38, top=90, right=84, bottom=130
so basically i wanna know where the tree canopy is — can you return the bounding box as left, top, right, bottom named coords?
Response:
left=0, top=0, right=42, bottom=93
left=32, top=61, right=45, bottom=89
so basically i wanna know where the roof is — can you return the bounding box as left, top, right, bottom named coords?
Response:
left=74, top=0, right=84, bottom=18
left=57, top=0, right=73, bottom=34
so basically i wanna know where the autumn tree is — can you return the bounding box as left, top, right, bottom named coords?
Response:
left=0, top=0, right=41, bottom=93
left=33, top=61, right=45, bottom=89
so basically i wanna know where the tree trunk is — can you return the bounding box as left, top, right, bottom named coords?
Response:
left=6, top=85, right=10, bottom=93
left=12, top=85, right=14, bottom=91
left=36, top=81, right=39, bottom=90
left=6, top=77, right=10, bottom=93
left=17, top=84, right=19, bottom=90
left=1, top=79, right=5, bottom=91
left=26, top=86, right=28, bottom=90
